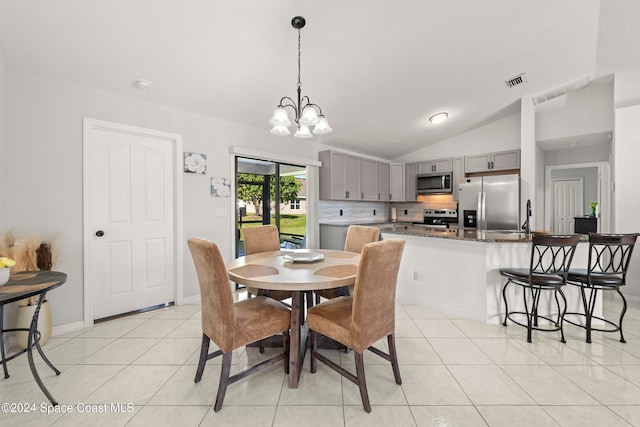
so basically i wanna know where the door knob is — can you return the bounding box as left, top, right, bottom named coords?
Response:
left=95, top=230, right=105, bottom=237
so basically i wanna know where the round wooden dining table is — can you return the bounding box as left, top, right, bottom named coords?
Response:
left=0, top=270, right=67, bottom=405
left=227, top=249, right=360, bottom=388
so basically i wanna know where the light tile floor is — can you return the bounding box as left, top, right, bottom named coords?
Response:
left=3, top=293, right=640, bottom=426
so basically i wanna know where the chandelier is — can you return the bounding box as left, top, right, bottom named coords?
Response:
left=269, top=16, right=332, bottom=138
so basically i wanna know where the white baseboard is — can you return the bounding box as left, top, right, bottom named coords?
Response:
left=52, top=320, right=85, bottom=337
left=179, top=295, right=201, bottom=305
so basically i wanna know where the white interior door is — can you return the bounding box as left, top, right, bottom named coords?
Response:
left=84, top=119, right=181, bottom=320
left=552, top=179, right=584, bottom=234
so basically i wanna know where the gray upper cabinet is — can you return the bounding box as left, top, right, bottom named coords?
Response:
left=345, top=155, right=361, bottom=199
left=452, top=156, right=464, bottom=201
left=405, top=162, right=418, bottom=201
left=464, top=149, right=520, bottom=173
left=389, top=163, right=405, bottom=201
left=319, top=150, right=361, bottom=200
left=360, top=158, right=378, bottom=200
left=319, top=150, right=388, bottom=201
left=418, top=157, right=453, bottom=174
left=377, top=162, right=390, bottom=201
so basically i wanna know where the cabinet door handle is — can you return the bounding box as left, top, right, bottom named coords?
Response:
left=346, top=191, right=349, bottom=199
left=361, top=192, right=364, bottom=199
left=378, top=193, right=380, bottom=200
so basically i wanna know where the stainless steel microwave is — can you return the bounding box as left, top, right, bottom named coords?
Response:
left=416, top=172, right=453, bottom=194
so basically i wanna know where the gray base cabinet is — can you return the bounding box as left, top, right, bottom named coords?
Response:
left=319, top=224, right=348, bottom=250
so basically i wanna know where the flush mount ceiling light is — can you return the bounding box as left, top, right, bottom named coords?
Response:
left=133, top=79, right=152, bottom=90
left=428, top=112, right=448, bottom=124
left=269, top=16, right=332, bottom=138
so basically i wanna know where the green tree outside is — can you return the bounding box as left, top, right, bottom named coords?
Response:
left=237, top=173, right=301, bottom=216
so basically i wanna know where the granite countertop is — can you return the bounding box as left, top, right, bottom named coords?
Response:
left=378, top=224, right=590, bottom=243
left=319, top=221, right=399, bottom=226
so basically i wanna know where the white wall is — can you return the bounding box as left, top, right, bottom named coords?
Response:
left=613, top=71, right=640, bottom=298
left=5, top=70, right=334, bottom=327
left=535, top=81, right=614, bottom=142
left=391, top=113, right=521, bottom=163
left=544, top=143, right=611, bottom=165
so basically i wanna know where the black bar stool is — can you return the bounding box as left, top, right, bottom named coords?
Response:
left=565, top=233, right=639, bottom=343
left=501, top=234, right=581, bottom=343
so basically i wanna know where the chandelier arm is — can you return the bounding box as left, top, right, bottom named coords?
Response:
left=277, top=99, right=301, bottom=123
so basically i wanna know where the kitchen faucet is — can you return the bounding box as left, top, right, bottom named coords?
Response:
left=521, top=199, right=532, bottom=234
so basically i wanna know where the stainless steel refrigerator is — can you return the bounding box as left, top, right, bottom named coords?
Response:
left=458, top=174, right=520, bottom=230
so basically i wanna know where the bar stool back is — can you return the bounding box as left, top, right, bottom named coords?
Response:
left=500, top=234, right=581, bottom=343
left=565, top=233, right=639, bottom=343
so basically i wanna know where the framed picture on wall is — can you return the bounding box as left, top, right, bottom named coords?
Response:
left=211, top=177, right=230, bottom=197
left=184, top=152, right=207, bottom=174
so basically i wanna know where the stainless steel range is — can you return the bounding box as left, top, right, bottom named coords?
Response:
left=413, top=209, right=458, bottom=229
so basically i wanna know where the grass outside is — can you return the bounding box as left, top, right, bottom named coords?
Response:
left=238, top=214, right=306, bottom=251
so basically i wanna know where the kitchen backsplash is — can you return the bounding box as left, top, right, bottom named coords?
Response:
left=319, top=195, right=457, bottom=224
left=318, top=200, right=389, bottom=223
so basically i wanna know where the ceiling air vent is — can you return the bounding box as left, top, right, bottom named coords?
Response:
left=532, top=75, right=592, bottom=105
left=505, top=73, right=527, bottom=88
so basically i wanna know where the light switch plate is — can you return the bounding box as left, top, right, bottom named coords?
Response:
left=214, top=208, right=228, bottom=217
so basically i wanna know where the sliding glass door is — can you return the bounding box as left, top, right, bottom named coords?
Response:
left=235, top=157, right=307, bottom=256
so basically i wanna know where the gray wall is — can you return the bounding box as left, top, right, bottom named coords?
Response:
left=550, top=167, right=599, bottom=214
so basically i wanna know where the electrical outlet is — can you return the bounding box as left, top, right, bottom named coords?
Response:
left=214, top=208, right=227, bottom=217
left=413, top=271, right=419, bottom=280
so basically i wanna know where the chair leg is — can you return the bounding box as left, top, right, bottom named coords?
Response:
left=194, top=334, right=210, bottom=383
left=283, top=331, right=290, bottom=374
left=387, top=334, right=402, bottom=385
left=586, top=288, right=597, bottom=344
left=214, top=352, right=233, bottom=412
left=617, top=288, right=627, bottom=343
left=310, top=330, right=317, bottom=373
left=502, top=280, right=510, bottom=327
left=523, top=287, right=533, bottom=343
left=354, top=351, right=371, bottom=413
left=557, top=288, right=568, bottom=344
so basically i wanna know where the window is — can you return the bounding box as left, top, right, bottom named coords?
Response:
left=290, top=199, right=300, bottom=210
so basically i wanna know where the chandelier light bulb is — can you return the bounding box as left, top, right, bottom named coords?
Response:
left=312, top=116, right=333, bottom=134
left=269, top=107, right=292, bottom=127
left=300, top=106, right=320, bottom=126
left=270, top=125, right=291, bottom=136
left=294, top=125, right=312, bottom=139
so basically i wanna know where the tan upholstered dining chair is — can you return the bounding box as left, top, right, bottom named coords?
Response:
left=243, top=225, right=293, bottom=302
left=188, top=237, right=291, bottom=412
left=307, top=238, right=405, bottom=413
left=315, top=225, right=380, bottom=303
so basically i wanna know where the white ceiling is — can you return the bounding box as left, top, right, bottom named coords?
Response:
left=0, top=0, right=638, bottom=160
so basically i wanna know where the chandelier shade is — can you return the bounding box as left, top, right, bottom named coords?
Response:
left=269, top=107, right=292, bottom=127
left=294, top=125, right=313, bottom=139
left=300, top=105, right=320, bottom=126
left=270, top=125, right=291, bottom=136
left=312, top=116, right=332, bottom=134
left=269, top=16, right=332, bottom=139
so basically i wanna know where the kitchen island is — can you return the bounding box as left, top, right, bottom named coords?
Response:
left=380, top=225, right=593, bottom=326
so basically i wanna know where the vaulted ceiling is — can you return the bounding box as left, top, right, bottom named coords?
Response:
left=0, top=0, right=638, bottom=159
